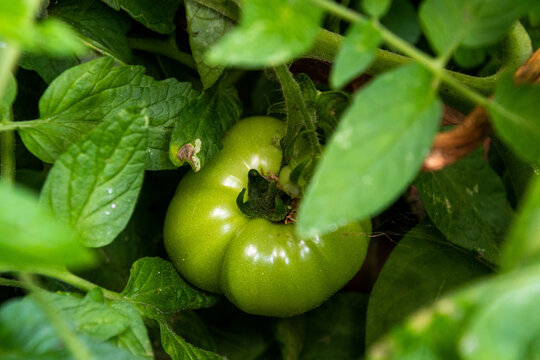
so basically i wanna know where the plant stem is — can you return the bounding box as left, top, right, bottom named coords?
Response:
left=34, top=267, right=124, bottom=301
left=0, top=45, right=20, bottom=102
left=0, top=43, right=21, bottom=186
left=1, top=129, right=15, bottom=185
left=274, top=64, right=322, bottom=156
left=20, top=273, right=93, bottom=360
left=308, top=0, right=532, bottom=110
left=0, top=118, right=54, bottom=132
left=128, top=36, right=197, bottom=70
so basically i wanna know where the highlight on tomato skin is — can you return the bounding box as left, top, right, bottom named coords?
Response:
left=164, top=116, right=371, bottom=317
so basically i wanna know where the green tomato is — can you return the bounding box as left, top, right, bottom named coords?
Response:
left=164, top=116, right=371, bottom=317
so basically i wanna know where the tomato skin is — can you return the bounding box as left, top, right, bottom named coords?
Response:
left=164, top=116, right=370, bottom=317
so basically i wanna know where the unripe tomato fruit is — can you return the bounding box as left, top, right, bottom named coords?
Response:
left=164, top=116, right=371, bottom=317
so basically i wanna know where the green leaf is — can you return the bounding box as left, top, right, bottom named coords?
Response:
left=55, top=290, right=153, bottom=358
left=19, top=52, right=81, bottom=83
left=0, top=184, right=95, bottom=272
left=170, top=311, right=219, bottom=354
left=268, top=73, right=318, bottom=117
left=381, top=0, right=421, bottom=44
left=50, top=0, right=133, bottom=64
left=158, top=321, right=223, bottom=360
left=121, top=257, right=218, bottom=314
left=121, top=258, right=222, bottom=359
left=457, top=269, right=540, bottom=360
left=0, top=0, right=84, bottom=55
left=169, top=82, right=241, bottom=171
left=419, top=0, right=531, bottom=56
left=206, top=0, right=324, bottom=67
left=40, top=108, right=148, bottom=247
left=361, top=0, right=392, bottom=18
left=367, top=263, right=540, bottom=360
left=501, top=176, right=540, bottom=271
left=492, top=137, right=539, bottom=207
left=330, top=19, right=381, bottom=89
left=0, top=292, right=152, bottom=359
left=488, top=76, right=540, bottom=163
left=453, top=46, right=487, bottom=69
left=366, top=222, right=491, bottom=347
left=268, top=73, right=350, bottom=141
left=313, top=90, right=350, bottom=140
left=298, top=64, right=441, bottom=237
left=18, top=57, right=198, bottom=170
left=185, top=0, right=236, bottom=89
left=99, top=0, right=182, bottom=34
left=299, top=293, right=368, bottom=359
left=415, top=150, right=514, bottom=265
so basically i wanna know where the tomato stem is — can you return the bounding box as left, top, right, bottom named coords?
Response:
left=274, top=64, right=323, bottom=161
left=0, top=42, right=20, bottom=186
left=31, top=266, right=124, bottom=301
left=307, top=0, right=532, bottom=110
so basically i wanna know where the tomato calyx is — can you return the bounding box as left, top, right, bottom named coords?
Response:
left=236, top=169, right=293, bottom=222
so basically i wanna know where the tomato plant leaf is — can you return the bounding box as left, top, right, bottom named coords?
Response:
left=158, top=320, right=223, bottom=360
left=206, top=0, right=324, bottom=67
left=491, top=138, right=539, bottom=208
left=0, top=292, right=152, bottom=359
left=313, top=90, right=350, bottom=140
left=367, top=263, right=540, bottom=360
left=298, top=64, right=441, bottom=238
left=168, top=311, right=219, bottom=355
left=40, top=108, right=147, bottom=248
left=488, top=76, right=540, bottom=164
left=121, top=257, right=218, bottom=314
left=299, top=293, right=368, bottom=359
left=419, top=0, right=532, bottom=56
left=366, top=222, right=491, bottom=347
left=99, top=0, right=182, bottom=34
left=185, top=0, right=235, bottom=89
left=268, top=73, right=318, bottom=117
left=18, top=57, right=198, bottom=170
left=19, top=52, right=81, bottom=84
left=169, top=82, right=241, bottom=171
left=453, top=46, right=488, bottom=69
left=361, top=0, right=392, bottom=18
left=501, top=176, right=540, bottom=271
left=55, top=289, right=153, bottom=358
left=50, top=0, right=133, bottom=64
left=0, top=184, right=95, bottom=272
left=415, top=150, right=514, bottom=265
left=0, top=0, right=84, bottom=55
left=330, top=19, right=381, bottom=89
left=268, top=72, right=350, bottom=142
left=380, top=0, right=421, bottom=44
left=185, top=0, right=240, bottom=22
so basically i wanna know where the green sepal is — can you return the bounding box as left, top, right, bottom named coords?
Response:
left=236, top=169, right=292, bottom=222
